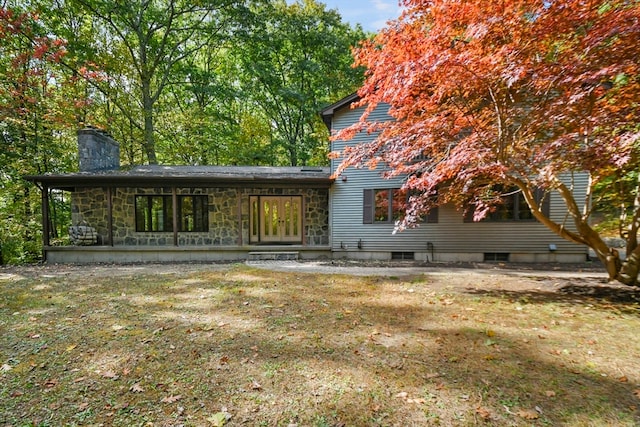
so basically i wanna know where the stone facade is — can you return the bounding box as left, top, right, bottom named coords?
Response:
left=71, top=186, right=329, bottom=247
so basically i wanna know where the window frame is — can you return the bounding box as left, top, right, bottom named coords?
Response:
left=363, top=188, right=438, bottom=224
left=135, top=194, right=209, bottom=232
left=464, top=187, right=550, bottom=223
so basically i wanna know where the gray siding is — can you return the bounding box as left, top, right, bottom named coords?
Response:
left=330, top=103, right=589, bottom=261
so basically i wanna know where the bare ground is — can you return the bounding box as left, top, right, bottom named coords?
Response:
left=2, top=258, right=632, bottom=301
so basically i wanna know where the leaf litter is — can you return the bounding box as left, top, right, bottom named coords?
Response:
left=0, top=263, right=639, bottom=426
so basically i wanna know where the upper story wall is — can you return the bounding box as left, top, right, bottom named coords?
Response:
left=326, top=98, right=589, bottom=259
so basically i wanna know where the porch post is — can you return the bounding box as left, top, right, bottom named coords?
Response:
left=41, top=184, right=50, bottom=249
left=172, top=187, right=178, bottom=246
left=237, top=189, right=242, bottom=246
left=106, top=186, right=114, bottom=246
left=301, top=194, right=306, bottom=246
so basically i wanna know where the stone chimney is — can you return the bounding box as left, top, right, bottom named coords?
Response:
left=77, top=127, right=120, bottom=172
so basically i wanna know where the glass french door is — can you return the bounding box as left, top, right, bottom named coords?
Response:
left=255, top=196, right=302, bottom=243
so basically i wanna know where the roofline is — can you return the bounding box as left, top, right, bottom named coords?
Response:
left=24, top=174, right=334, bottom=191
left=320, top=92, right=360, bottom=130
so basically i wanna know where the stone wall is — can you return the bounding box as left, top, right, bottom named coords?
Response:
left=71, top=186, right=329, bottom=246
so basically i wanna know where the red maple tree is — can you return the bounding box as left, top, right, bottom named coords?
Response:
left=333, top=0, right=640, bottom=284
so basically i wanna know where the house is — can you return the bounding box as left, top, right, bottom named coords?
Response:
left=25, top=95, right=589, bottom=264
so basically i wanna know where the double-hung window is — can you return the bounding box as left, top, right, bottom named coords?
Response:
left=363, top=189, right=438, bottom=224
left=465, top=186, right=549, bottom=222
left=135, top=195, right=209, bottom=232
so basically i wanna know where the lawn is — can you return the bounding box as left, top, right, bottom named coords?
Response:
left=1, top=263, right=639, bottom=426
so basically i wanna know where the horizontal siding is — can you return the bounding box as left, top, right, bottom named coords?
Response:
left=330, top=102, right=589, bottom=256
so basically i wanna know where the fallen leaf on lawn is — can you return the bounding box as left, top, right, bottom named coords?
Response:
left=485, top=329, right=495, bottom=337
left=1, top=363, right=12, bottom=372
left=395, top=392, right=408, bottom=399
left=161, top=394, right=182, bottom=403
left=406, top=398, right=426, bottom=404
left=518, top=409, right=540, bottom=420
left=30, top=334, right=41, bottom=339
left=207, top=411, right=229, bottom=426
left=476, top=406, right=492, bottom=420
left=44, top=378, right=58, bottom=388
left=250, top=380, right=262, bottom=390
left=633, top=389, right=640, bottom=399
left=130, top=383, right=144, bottom=393
left=619, top=376, right=628, bottom=383
left=10, top=390, right=24, bottom=397
left=65, top=344, right=77, bottom=352
left=101, top=370, right=118, bottom=380
left=111, top=325, right=124, bottom=331
left=545, top=390, right=556, bottom=397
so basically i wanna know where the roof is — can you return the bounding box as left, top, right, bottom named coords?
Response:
left=320, top=93, right=360, bottom=130
left=25, top=165, right=333, bottom=190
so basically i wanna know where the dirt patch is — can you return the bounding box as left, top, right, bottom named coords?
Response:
left=3, top=258, right=637, bottom=305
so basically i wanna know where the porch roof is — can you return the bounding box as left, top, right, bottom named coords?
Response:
left=25, top=165, right=333, bottom=190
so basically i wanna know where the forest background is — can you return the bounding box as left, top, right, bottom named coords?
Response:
left=0, top=0, right=367, bottom=263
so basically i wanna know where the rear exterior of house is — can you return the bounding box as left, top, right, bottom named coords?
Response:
left=27, top=95, right=589, bottom=264
left=322, top=95, right=589, bottom=263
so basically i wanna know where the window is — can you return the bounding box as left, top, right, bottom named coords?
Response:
left=136, top=195, right=172, bottom=232
left=484, top=252, right=510, bottom=262
left=135, top=195, right=208, bottom=232
left=465, top=187, right=549, bottom=222
left=363, top=189, right=438, bottom=224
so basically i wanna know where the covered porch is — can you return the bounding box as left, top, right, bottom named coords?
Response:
left=25, top=165, right=333, bottom=263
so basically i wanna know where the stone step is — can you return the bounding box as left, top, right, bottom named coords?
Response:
left=248, top=251, right=299, bottom=261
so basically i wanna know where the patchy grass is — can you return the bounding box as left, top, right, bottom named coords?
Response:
left=1, top=264, right=639, bottom=426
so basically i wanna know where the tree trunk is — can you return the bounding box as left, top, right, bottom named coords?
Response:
left=142, top=80, right=157, bottom=165
left=583, top=232, right=621, bottom=281
left=617, top=245, right=640, bottom=286
left=543, top=180, right=636, bottom=284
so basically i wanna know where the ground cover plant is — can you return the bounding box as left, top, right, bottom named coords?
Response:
left=1, top=263, right=640, bottom=426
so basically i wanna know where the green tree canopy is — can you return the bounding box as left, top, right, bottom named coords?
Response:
left=235, top=0, right=366, bottom=166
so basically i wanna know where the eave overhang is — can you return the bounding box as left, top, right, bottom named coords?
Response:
left=24, top=165, right=333, bottom=191
left=320, top=92, right=360, bottom=131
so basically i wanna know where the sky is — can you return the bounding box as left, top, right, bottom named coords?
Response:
left=318, top=1, right=403, bottom=33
